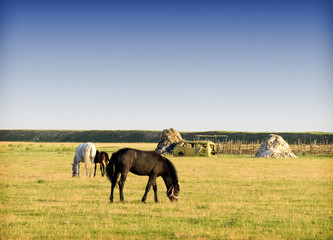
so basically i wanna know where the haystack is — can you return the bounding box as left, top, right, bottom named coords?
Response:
left=255, top=134, right=297, bottom=158
left=155, top=128, right=182, bottom=154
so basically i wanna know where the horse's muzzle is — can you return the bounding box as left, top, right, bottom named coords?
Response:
left=170, top=197, right=178, bottom=202
left=168, top=186, right=179, bottom=201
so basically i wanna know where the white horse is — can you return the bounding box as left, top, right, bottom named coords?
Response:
left=72, top=143, right=96, bottom=177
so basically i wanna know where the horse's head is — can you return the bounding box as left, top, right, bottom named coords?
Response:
left=167, top=182, right=180, bottom=202
left=72, top=163, right=76, bottom=177
left=72, top=163, right=80, bottom=177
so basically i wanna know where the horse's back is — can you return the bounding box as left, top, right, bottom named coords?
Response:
left=118, top=148, right=162, bottom=162
left=75, top=143, right=96, bottom=162
left=86, top=142, right=96, bottom=159
left=95, top=151, right=109, bottom=163
left=102, top=151, right=109, bottom=163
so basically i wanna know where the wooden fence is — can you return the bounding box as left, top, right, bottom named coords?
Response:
left=216, top=139, right=333, bottom=155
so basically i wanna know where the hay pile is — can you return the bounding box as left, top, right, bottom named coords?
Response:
left=255, top=134, right=297, bottom=158
left=155, top=128, right=182, bottom=154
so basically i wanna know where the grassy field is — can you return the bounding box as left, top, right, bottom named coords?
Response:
left=0, top=142, right=332, bottom=239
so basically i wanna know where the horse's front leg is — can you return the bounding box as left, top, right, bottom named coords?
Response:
left=86, top=163, right=89, bottom=177
left=142, top=175, right=157, bottom=203
left=153, top=183, right=159, bottom=203
left=89, top=157, right=94, bottom=177
left=94, top=163, right=97, bottom=177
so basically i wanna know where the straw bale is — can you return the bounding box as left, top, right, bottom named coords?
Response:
left=155, top=128, right=182, bottom=154
left=255, top=134, right=297, bottom=158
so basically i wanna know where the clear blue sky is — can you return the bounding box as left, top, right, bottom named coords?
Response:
left=1, top=0, right=332, bottom=132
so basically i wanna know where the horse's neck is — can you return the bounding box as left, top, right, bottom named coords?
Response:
left=162, top=174, right=174, bottom=189
left=73, top=156, right=79, bottom=164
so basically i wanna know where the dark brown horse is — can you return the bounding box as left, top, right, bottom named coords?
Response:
left=94, top=150, right=109, bottom=177
left=106, top=148, right=180, bottom=203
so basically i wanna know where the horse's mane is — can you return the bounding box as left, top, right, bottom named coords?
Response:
left=164, top=158, right=178, bottom=183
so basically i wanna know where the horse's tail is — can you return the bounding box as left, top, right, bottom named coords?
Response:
left=106, top=151, right=117, bottom=183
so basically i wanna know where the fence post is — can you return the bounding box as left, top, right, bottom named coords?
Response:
left=238, top=140, right=242, bottom=155
left=251, top=141, right=254, bottom=155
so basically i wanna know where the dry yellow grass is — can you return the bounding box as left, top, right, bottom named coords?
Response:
left=0, top=142, right=332, bottom=239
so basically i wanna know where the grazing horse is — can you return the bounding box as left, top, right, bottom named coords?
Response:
left=106, top=148, right=180, bottom=203
left=72, top=143, right=96, bottom=177
left=94, top=150, right=109, bottom=177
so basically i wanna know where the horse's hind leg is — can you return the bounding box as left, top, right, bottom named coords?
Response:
left=100, top=162, right=105, bottom=177
left=142, top=175, right=157, bottom=203
left=86, top=162, right=91, bottom=177
left=94, top=163, right=97, bottom=177
left=103, top=161, right=107, bottom=176
left=110, top=172, right=119, bottom=203
left=103, top=162, right=106, bottom=176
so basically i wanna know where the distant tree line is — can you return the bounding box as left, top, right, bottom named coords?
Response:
left=0, top=130, right=332, bottom=144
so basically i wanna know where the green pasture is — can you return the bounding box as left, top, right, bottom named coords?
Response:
left=0, top=142, right=332, bottom=239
